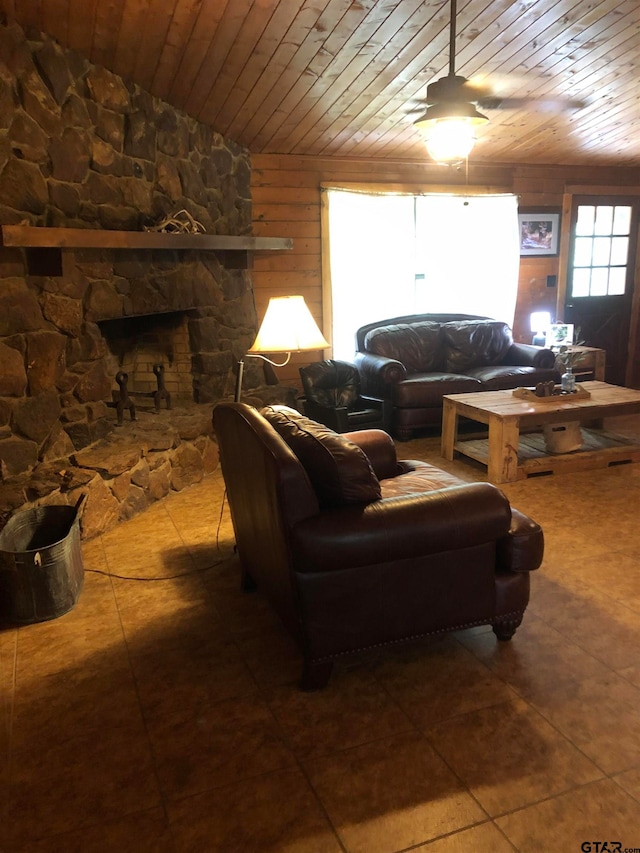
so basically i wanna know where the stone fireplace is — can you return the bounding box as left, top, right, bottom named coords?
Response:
left=0, top=19, right=291, bottom=536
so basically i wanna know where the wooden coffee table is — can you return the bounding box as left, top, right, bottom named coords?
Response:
left=441, top=381, right=640, bottom=483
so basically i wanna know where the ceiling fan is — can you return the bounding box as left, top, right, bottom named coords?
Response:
left=412, top=0, right=586, bottom=163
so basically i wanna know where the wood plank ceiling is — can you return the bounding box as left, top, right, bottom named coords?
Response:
left=3, top=0, right=639, bottom=167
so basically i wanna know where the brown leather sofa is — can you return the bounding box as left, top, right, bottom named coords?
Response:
left=354, top=313, right=558, bottom=439
left=212, top=402, right=544, bottom=690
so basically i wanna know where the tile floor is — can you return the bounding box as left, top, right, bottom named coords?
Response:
left=2, top=418, right=640, bottom=852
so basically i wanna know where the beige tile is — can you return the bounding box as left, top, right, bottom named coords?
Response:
left=553, top=549, right=640, bottom=603
left=102, top=545, right=197, bottom=580
left=619, top=662, right=640, bottom=687
left=21, top=807, right=174, bottom=853
left=110, top=570, right=209, bottom=612
left=613, top=766, right=640, bottom=802
left=7, top=455, right=640, bottom=849
left=6, top=718, right=161, bottom=846
left=11, top=658, right=141, bottom=753
left=535, top=584, right=640, bottom=671
left=526, top=671, right=640, bottom=774
left=168, top=767, right=342, bottom=852
left=70, top=567, right=119, bottom=618
left=372, top=636, right=517, bottom=727
left=427, top=698, right=602, bottom=816
left=130, top=636, right=256, bottom=722
left=413, top=821, right=515, bottom=852
left=15, top=609, right=128, bottom=678
left=0, top=627, right=16, bottom=775
left=100, top=507, right=190, bottom=579
left=149, top=693, right=296, bottom=800
left=458, top=614, right=610, bottom=701
left=119, top=599, right=225, bottom=656
left=234, top=622, right=303, bottom=688
left=186, top=539, right=235, bottom=570
left=206, top=580, right=289, bottom=639
left=305, top=732, right=486, bottom=853
left=266, top=668, right=414, bottom=760
left=496, top=778, right=640, bottom=853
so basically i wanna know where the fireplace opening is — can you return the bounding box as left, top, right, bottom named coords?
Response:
left=99, top=311, right=198, bottom=406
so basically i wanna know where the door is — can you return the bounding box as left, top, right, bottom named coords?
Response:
left=564, top=197, right=639, bottom=386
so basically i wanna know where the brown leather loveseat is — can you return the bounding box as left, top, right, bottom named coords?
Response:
left=354, top=313, right=558, bottom=439
left=213, top=402, right=544, bottom=689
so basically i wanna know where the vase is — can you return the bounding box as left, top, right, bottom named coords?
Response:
left=561, top=366, right=576, bottom=393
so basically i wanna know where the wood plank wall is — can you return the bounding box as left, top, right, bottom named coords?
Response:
left=251, top=153, right=639, bottom=387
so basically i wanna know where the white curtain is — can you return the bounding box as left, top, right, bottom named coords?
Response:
left=325, top=189, right=519, bottom=360
left=326, top=190, right=416, bottom=360
left=414, top=194, right=520, bottom=324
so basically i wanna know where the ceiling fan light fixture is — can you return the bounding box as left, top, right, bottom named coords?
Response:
left=415, top=114, right=485, bottom=165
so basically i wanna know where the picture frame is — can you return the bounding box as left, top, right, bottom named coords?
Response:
left=547, top=323, right=575, bottom=347
left=518, top=210, right=560, bottom=256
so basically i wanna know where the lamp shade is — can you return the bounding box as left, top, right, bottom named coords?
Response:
left=248, top=296, right=329, bottom=354
left=530, top=311, right=551, bottom=333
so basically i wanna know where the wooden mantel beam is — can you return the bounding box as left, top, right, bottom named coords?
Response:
left=0, top=225, right=293, bottom=252
left=0, top=224, right=293, bottom=275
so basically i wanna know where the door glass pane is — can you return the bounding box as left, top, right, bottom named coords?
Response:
left=591, top=268, right=608, bottom=296
left=572, top=268, right=591, bottom=297
left=594, top=206, right=613, bottom=235
left=575, top=206, right=595, bottom=236
left=608, top=267, right=626, bottom=295
left=610, top=236, right=629, bottom=266
left=573, top=236, right=593, bottom=266
left=612, top=206, right=631, bottom=235
left=592, top=237, right=611, bottom=266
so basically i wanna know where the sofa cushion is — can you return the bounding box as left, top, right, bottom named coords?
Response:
left=442, top=320, right=513, bottom=372
left=364, top=321, right=443, bottom=372
left=467, top=364, right=557, bottom=390
left=261, top=405, right=381, bottom=507
left=393, top=373, right=482, bottom=407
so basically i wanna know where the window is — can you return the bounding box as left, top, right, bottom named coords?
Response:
left=324, top=188, right=519, bottom=360
left=570, top=204, right=632, bottom=298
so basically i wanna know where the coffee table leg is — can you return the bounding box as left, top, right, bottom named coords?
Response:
left=488, top=414, right=520, bottom=483
left=441, top=399, right=457, bottom=461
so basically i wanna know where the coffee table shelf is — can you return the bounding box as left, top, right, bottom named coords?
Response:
left=455, top=428, right=640, bottom=480
left=442, top=381, right=640, bottom=483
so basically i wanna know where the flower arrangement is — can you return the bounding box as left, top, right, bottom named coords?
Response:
left=555, top=334, right=586, bottom=370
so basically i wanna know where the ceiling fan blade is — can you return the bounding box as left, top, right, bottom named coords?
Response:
left=476, top=95, right=587, bottom=112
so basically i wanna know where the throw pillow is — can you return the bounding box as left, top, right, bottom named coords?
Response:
left=261, top=405, right=381, bottom=507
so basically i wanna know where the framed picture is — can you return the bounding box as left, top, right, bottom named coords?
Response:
left=547, top=323, right=575, bottom=347
left=518, top=210, right=560, bottom=256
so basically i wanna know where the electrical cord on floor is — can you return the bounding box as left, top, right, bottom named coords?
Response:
left=85, top=488, right=237, bottom=582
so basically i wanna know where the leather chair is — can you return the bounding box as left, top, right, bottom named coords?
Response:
left=299, top=359, right=390, bottom=433
left=212, top=402, right=544, bottom=690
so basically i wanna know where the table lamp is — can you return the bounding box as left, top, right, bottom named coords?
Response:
left=530, top=311, right=551, bottom=347
left=235, top=295, right=329, bottom=401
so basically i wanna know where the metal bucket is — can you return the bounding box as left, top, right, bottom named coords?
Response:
left=0, top=496, right=85, bottom=625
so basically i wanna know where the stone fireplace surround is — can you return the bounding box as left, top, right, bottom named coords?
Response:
left=0, top=19, right=292, bottom=537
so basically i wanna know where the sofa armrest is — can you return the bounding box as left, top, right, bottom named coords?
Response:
left=497, top=508, right=544, bottom=573
left=291, top=482, right=512, bottom=572
left=503, top=342, right=557, bottom=369
left=354, top=351, right=406, bottom=395
left=345, top=428, right=398, bottom=480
